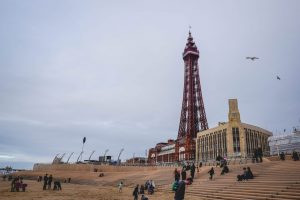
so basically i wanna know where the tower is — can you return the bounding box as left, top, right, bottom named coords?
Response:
left=176, top=31, right=209, bottom=161
left=228, top=99, right=241, bottom=123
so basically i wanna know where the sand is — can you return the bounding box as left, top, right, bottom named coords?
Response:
left=0, top=167, right=177, bottom=200
left=0, top=180, right=174, bottom=200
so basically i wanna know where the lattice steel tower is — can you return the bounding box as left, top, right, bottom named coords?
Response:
left=176, top=31, right=209, bottom=161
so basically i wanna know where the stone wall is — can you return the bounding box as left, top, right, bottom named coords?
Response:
left=33, top=163, right=172, bottom=172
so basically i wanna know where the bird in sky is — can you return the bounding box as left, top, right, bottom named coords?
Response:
left=246, top=57, right=259, bottom=61
left=277, top=76, right=281, bottom=80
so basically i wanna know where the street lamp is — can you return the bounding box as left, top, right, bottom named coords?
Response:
left=275, top=140, right=280, bottom=156
left=103, top=149, right=109, bottom=163
left=133, top=153, right=135, bottom=164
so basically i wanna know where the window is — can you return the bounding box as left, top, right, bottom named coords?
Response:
left=232, top=127, right=240, bottom=153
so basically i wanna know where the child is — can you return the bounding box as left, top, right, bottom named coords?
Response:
left=118, top=181, right=123, bottom=193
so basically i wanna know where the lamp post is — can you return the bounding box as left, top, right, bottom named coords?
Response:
left=117, top=148, right=124, bottom=165
left=133, top=153, right=135, bottom=164
left=88, top=150, right=95, bottom=161
left=275, top=140, right=280, bottom=156
left=103, top=149, right=109, bottom=163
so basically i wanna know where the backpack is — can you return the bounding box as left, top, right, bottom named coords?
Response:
left=172, top=181, right=179, bottom=191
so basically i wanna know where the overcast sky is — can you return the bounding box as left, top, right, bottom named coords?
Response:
left=1, top=0, right=299, bottom=169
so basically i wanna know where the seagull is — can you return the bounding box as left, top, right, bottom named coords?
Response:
left=246, top=57, right=259, bottom=61
left=277, top=76, right=281, bottom=80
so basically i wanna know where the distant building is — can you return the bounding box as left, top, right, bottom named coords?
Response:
left=268, top=127, right=300, bottom=155
left=126, top=157, right=147, bottom=164
left=148, top=140, right=176, bottom=164
left=196, top=99, right=272, bottom=163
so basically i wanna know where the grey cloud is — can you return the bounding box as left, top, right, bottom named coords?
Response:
left=0, top=0, right=300, bottom=168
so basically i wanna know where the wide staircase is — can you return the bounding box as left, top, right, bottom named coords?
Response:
left=183, top=160, right=300, bottom=200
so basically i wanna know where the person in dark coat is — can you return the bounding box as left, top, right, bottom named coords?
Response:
left=174, top=168, right=180, bottom=182
left=47, top=175, right=53, bottom=189
left=190, top=163, right=196, bottom=180
left=43, top=174, right=48, bottom=190
left=174, top=180, right=185, bottom=200
left=246, top=167, right=254, bottom=179
left=237, top=168, right=247, bottom=181
left=141, top=194, right=149, bottom=200
left=221, top=164, right=229, bottom=175
left=53, top=181, right=62, bottom=190
left=186, top=163, right=191, bottom=171
left=199, top=162, right=202, bottom=168
left=11, top=178, right=16, bottom=192
left=181, top=168, right=186, bottom=181
left=216, top=155, right=223, bottom=167
left=292, top=150, right=299, bottom=161
left=133, top=184, right=139, bottom=200
left=208, top=167, right=214, bottom=180
left=139, top=184, right=145, bottom=195
left=257, top=147, right=263, bottom=162
left=280, top=152, right=285, bottom=161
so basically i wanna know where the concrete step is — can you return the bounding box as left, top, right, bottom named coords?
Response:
left=272, top=194, right=300, bottom=200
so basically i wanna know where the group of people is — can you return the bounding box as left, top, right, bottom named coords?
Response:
left=10, top=176, right=27, bottom=192
left=207, top=165, right=229, bottom=181
left=144, top=180, right=155, bottom=194
left=131, top=180, right=155, bottom=200
left=237, top=167, right=254, bottom=181
left=280, top=150, right=299, bottom=161
left=2, top=174, right=13, bottom=181
left=172, top=162, right=196, bottom=200
left=132, top=183, right=152, bottom=200
left=173, top=162, right=196, bottom=183
left=42, top=174, right=62, bottom=190
left=42, top=174, right=53, bottom=190
left=252, top=148, right=263, bottom=163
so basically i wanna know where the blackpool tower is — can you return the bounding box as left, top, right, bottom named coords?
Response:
left=176, top=31, right=209, bottom=161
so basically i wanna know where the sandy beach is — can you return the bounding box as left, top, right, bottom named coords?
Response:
left=0, top=166, right=177, bottom=200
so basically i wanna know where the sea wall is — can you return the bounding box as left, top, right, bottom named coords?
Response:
left=33, top=163, right=173, bottom=172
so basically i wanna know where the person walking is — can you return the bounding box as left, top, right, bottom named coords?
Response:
left=280, top=152, right=285, bottom=160
left=47, top=175, right=53, bottom=189
left=139, top=184, right=145, bottom=194
left=190, top=163, right=196, bottom=180
left=208, top=167, right=214, bottom=180
left=133, top=184, right=139, bottom=200
left=118, top=181, right=123, bottom=193
left=257, top=147, right=263, bottom=162
left=43, top=174, right=48, bottom=190
left=181, top=168, right=186, bottom=181
left=174, top=180, right=185, bottom=200
left=292, top=150, right=299, bottom=161
left=174, top=168, right=180, bottom=182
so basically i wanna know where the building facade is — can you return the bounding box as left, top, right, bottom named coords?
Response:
left=196, top=99, right=272, bottom=163
left=268, top=127, right=300, bottom=155
left=148, top=140, right=176, bottom=164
